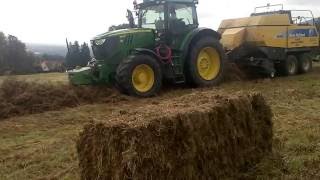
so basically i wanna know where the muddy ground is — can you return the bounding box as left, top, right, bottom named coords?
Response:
left=0, top=63, right=319, bottom=179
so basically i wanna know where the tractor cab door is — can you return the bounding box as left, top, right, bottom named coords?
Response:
left=167, top=3, right=198, bottom=49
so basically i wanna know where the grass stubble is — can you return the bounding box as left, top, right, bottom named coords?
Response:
left=0, top=63, right=319, bottom=179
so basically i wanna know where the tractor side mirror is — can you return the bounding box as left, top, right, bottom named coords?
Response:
left=127, top=9, right=135, bottom=28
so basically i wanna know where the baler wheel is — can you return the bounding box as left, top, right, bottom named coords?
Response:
left=277, top=55, right=298, bottom=76
left=298, top=53, right=313, bottom=74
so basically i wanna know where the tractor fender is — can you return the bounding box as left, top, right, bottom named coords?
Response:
left=133, top=48, right=160, bottom=62
left=180, top=28, right=221, bottom=60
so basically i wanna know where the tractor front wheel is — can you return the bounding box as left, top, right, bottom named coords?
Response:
left=116, top=55, right=162, bottom=97
left=186, top=37, right=225, bottom=87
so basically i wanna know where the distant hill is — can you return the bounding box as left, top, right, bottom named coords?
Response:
left=26, top=43, right=67, bottom=57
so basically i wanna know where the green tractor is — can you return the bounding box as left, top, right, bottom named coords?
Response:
left=68, top=0, right=225, bottom=97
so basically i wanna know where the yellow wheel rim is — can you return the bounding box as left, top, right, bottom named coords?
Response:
left=132, top=64, right=155, bottom=93
left=197, top=47, right=221, bottom=81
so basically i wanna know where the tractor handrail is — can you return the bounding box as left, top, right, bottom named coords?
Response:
left=254, top=4, right=283, bottom=13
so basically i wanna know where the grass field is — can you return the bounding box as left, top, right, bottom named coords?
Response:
left=0, top=63, right=320, bottom=179
left=0, top=73, right=68, bottom=85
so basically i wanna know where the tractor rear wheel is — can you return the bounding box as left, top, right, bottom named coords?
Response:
left=115, top=55, right=162, bottom=97
left=277, top=55, right=298, bottom=76
left=186, top=37, right=225, bottom=87
left=298, top=53, right=313, bottom=74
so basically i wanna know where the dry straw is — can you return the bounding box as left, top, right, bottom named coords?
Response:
left=0, top=79, right=118, bottom=120
left=77, top=93, right=273, bottom=179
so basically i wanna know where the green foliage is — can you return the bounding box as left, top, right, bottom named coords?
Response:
left=66, top=41, right=91, bottom=69
left=0, top=32, right=7, bottom=73
left=80, top=43, right=91, bottom=66
left=0, top=32, right=38, bottom=75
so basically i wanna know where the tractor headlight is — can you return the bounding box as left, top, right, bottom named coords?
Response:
left=95, top=39, right=106, bottom=46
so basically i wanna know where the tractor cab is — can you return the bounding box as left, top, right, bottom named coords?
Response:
left=132, top=0, right=199, bottom=47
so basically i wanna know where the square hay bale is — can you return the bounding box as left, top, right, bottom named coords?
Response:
left=77, top=93, right=273, bottom=179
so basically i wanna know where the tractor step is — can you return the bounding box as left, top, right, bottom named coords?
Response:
left=170, top=53, right=186, bottom=84
left=172, top=55, right=183, bottom=74
left=174, top=75, right=185, bottom=84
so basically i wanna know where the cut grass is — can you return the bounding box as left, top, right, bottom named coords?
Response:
left=0, top=63, right=320, bottom=179
left=0, top=73, right=68, bottom=85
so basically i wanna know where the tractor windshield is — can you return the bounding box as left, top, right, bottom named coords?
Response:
left=139, top=5, right=165, bottom=30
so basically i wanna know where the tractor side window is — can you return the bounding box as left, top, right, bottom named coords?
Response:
left=170, top=4, right=195, bottom=26
left=140, top=5, right=165, bottom=30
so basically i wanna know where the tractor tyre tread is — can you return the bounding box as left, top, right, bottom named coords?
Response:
left=298, top=53, right=313, bottom=74
left=115, top=54, right=162, bottom=97
left=186, top=37, right=226, bottom=87
left=277, top=55, right=298, bottom=76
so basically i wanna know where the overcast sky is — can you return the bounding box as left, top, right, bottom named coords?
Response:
left=0, top=0, right=319, bottom=45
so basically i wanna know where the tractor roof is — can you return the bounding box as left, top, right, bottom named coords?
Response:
left=137, top=0, right=198, bottom=9
left=141, top=0, right=198, bottom=4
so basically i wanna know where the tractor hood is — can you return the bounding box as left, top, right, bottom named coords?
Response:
left=69, top=28, right=156, bottom=86
left=93, top=28, right=154, bottom=40
left=91, top=28, right=156, bottom=62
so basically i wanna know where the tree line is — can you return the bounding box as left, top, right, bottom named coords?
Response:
left=65, top=41, right=91, bottom=70
left=0, top=31, right=93, bottom=75
left=0, top=21, right=140, bottom=75
left=0, top=32, right=38, bottom=75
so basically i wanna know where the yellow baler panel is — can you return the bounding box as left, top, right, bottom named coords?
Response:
left=288, top=26, right=319, bottom=48
left=249, top=15, right=290, bottom=26
left=245, top=26, right=288, bottom=48
left=220, top=28, right=246, bottom=50
left=219, top=14, right=290, bottom=30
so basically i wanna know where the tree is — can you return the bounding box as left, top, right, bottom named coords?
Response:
left=6, top=35, right=35, bottom=74
left=0, top=32, right=7, bottom=72
left=65, top=41, right=91, bottom=69
left=80, top=43, right=91, bottom=66
left=66, top=41, right=80, bottom=69
left=0, top=33, right=36, bottom=74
